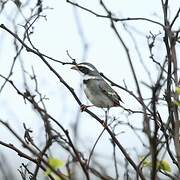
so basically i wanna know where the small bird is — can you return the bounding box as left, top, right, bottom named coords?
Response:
left=71, top=62, right=123, bottom=110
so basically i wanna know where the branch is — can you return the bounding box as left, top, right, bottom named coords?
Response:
left=66, top=0, right=164, bottom=27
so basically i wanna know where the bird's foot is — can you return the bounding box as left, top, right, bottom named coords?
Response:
left=102, top=120, right=108, bottom=127
left=80, top=104, right=94, bottom=112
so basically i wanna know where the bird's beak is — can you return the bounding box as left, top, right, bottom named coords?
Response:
left=71, top=65, right=79, bottom=71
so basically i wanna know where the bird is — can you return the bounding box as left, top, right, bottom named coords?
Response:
left=71, top=62, right=123, bottom=110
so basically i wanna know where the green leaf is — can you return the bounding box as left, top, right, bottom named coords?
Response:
left=48, top=157, right=64, bottom=169
left=158, top=160, right=171, bottom=172
left=175, top=87, right=180, bottom=94
left=44, top=157, right=65, bottom=176
left=173, top=101, right=180, bottom=106
left=140, top=156, right=151, bottom=167
left=140, top=157, right=171, bottom=173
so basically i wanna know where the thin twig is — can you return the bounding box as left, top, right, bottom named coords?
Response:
left=66, top=0, right=164, bottom=27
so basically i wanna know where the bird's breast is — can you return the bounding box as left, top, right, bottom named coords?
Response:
left=83, top=80, right=115, bottom=108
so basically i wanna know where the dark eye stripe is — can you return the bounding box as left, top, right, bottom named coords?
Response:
left=78, top=66, right=90, bottom=74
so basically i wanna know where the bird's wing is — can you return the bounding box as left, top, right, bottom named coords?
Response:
left=99, top=79, right=123, bottom=105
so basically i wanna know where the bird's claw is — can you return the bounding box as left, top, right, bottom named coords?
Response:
left=80, top=104, right=94, bottom=112
left=80, top=104, right=87, bottom=112
left=102, top=120, right=108, bottom=127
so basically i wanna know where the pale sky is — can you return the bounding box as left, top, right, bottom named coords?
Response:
left=0, top=0, right=179, bottom=179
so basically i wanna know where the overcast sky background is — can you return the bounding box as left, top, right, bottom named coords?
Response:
left=0, top=0, right=180, bottom=179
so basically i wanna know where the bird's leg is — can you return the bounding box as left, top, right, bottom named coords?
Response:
left=103, top=108, right=109, bottom=126
left=80, top=104, right=94, bottom=112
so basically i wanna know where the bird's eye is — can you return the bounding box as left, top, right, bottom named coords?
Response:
left=79, top=66, right=90, bottom=74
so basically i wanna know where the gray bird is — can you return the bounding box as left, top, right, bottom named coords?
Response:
left=71, top=62, right=122, bottom=109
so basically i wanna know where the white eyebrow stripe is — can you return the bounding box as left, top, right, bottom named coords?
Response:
left=83, top=75, right=101, bottom=80
left=78, top=65, right=95, bottom=71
